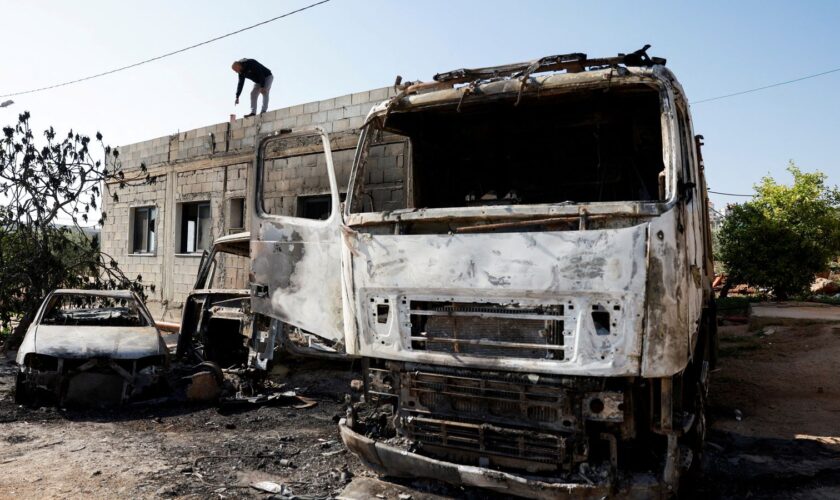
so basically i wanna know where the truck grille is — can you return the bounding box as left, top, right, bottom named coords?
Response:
left=401, top=370, right=576, bottom=432
left=404, top=415, right=568, bottom=470
left=409, top=301, right=568, bottom=360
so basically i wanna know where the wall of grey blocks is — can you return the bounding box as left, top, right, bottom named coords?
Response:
left=103, top=86, right=399, bottom=320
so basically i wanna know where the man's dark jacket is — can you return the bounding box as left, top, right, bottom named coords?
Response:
left=235, top=59, right=272, bottom=98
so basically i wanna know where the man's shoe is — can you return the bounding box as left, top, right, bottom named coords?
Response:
left=244, top=112, right=256, bottom=118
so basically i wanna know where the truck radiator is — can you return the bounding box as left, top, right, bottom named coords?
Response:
left=400, top=370, right=576, bottom=432
left=404, top=415, right=567, bottom=471
left=377, top=366, right=604, bottom=472
left=409, top=301, right=567, bottom=360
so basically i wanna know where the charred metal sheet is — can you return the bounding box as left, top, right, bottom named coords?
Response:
left=22, top=326, right=162, bottom=360
left=432, top=46, right=664, bottom=84
left=347, top=223, right=647, bottom=376
left=250, top=129, right=346, bottom=344
left=583, top=391, right=625, bottom=422
left=641, top=208, right=690, bottom=377
left=177, top=231, right=286, bottom=372
left=212, top=231, right=250, bottom=256
left=339, top=419, right=661, bottom=499
left=250, top=222, right=344, bottom=340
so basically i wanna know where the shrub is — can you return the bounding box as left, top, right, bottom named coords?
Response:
left=718, top=163, right=840, bottom=300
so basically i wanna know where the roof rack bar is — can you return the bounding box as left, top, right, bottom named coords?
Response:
left=431, top=45, right=665, bottom=85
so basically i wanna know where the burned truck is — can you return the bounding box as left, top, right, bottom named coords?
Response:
left=250, top=48, right=716, bottom=497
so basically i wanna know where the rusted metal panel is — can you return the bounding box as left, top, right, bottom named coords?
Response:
left=156, top=320, right=180, bottom=333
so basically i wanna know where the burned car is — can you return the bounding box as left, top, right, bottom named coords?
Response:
left=176, top=232, right=256, bottom=368
left=251, top=47, right=716, bottom=497
left=176, top=231, right=343, bottom=375
left=15, top=289, right=168, bottom=406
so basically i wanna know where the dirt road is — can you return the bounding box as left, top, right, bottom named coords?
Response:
left=0, top=320, right=838, bottom=498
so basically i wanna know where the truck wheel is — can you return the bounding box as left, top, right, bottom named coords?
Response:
left=680, top=323, right=712, bottom=492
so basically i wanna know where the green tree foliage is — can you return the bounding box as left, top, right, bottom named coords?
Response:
left=718, top=163, right=840, bottom=299
left=0, top=112, right=152, bottom=348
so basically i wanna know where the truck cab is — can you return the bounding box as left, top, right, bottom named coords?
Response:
left=249, top=48, right=716, bottom=497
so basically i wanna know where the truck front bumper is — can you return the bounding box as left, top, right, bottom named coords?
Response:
left=339, top=418, right=662, bottom=499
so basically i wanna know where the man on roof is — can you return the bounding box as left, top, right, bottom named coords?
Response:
left=232, top=58, right=273, bottom=118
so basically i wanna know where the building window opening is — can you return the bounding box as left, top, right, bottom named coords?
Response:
left=179, top=201, right=211, bottom=253
left=296, top=193, right=346, bottom=220
left=228, top=197, right=245, bottom=233
left=131, top=206, right=156, bottom=254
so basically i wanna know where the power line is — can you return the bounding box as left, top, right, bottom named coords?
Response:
left=0, top=0, right=331, bottom=98
left=693, top=66, right=840, bottom=104
left=708, top=190, right=753, bottom=197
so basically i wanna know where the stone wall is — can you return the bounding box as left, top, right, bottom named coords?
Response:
left=102, top=86, right=397, bottom=321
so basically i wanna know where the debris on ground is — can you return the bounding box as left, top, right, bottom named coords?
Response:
left=251, top=480, right=292, bottom=495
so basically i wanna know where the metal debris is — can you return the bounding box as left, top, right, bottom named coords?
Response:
left=251, top=481, right=292, bottom=495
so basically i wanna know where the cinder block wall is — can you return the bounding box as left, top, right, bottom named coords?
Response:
left=102, top=86, right=397, bottom=321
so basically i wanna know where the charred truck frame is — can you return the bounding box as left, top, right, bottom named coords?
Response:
left=176, top=232, right=280, bottom=372
left=250, top=47, right=716, bottom=497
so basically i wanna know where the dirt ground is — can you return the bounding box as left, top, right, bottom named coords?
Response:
left=0, top=317, right=838, bottom=499
left=0, top=359, right=368, bottom=499
left=698, top=321, right=840, bottom=499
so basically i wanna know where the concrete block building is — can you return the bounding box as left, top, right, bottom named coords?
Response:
left=101, top=86, right=398, bottom=321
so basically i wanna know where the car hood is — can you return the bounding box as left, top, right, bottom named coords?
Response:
left=24, top=325, right=164, bottom=360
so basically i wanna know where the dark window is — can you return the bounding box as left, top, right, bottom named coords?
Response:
left=131, top=206, right=156, bottom=253
left=296, top=193, right=346, bottom=220
left=228, top=197, right=245, bottom=232
left=297, top=194, right=331, bottom=220
left=179, top=201, right=211, bottom=253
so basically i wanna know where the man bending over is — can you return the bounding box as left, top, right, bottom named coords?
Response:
left=232, top=58, right=273, bottom=117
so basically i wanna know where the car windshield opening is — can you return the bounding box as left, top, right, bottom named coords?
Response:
left=41, top=294, right=149, bottom=327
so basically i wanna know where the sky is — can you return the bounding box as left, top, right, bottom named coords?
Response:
left=1, top=0, right=838, bottom=214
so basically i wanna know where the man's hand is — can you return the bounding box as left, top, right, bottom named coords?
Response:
left=235, top=97, right=239, bottom=105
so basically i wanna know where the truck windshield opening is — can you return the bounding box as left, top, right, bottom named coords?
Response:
left=350, top=85, right=665, bottom=213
